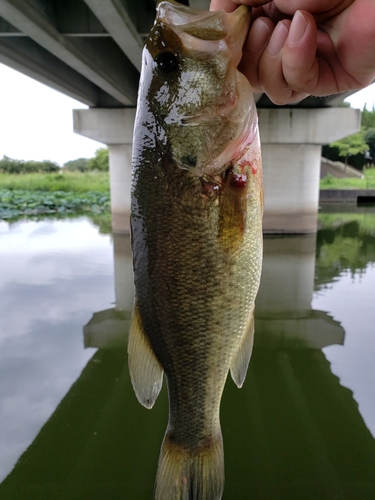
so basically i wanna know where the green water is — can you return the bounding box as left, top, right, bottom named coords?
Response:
left=0, top=207, right=374, bottom=499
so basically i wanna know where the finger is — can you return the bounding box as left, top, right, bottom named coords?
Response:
left=239, top=17, right=274, bottom=92
left=257, top=14, right=313, bottom=103
left=210, top=0, right=240, bottom=12
left=281, top=10, right=350, bottom=96
left=210, top=0, right=271, bottom=12
left=326, top=0, right=375, bottom=88
left=281, top=11, right=321, bottom=94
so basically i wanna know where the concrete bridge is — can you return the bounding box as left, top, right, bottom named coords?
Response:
left=0, top=0, right=361, bottom=233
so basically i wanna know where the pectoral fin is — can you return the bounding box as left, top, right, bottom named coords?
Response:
left=230, top=308, right=255, bottom=388
left=128, top=301, right=163, bottom=409
left=218, top=167, right=247, bottom=253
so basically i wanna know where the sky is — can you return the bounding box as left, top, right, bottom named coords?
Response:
left=0, top=62, right=375, bottom=166
left=0, top=64, right=102, bottom=166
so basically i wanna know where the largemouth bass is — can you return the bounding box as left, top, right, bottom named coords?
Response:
left=129, top=1, right=263, bottom=498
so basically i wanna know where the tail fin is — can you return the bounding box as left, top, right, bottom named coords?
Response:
left=154, top=432, right=224, bottom=500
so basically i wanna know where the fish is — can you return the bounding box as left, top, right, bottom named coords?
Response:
left=128, top=1, right=263, bottom=499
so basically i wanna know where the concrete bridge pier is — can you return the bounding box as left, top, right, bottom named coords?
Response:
left=73, top=107, right=136, bottom=234
left=259, top=107, right=361, bottom=234
left=74, top=106, right=361, bottom=236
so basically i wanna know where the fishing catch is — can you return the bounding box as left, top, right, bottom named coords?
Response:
left=129, top=1, right=263, bottom=498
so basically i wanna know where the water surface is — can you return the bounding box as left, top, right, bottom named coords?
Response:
left=0, top=208, right=374, bottom=499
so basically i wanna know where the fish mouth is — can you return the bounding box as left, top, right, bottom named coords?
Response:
left=156, top=0, right=251, bottom=67
left=157, top=2, right=251, bottom=59
left=154, top=2, right=255, bottom=178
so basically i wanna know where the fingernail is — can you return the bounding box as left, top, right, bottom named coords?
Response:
left=249, top=19, right=272, bottom=53
left=267, top=22, right=289, bottom=56
left=288, top=11, right=307, bottom=45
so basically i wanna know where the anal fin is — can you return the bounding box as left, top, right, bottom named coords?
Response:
left=128, top=301, right=163, bottom=409
left=230, top=307, right=255, bottom=388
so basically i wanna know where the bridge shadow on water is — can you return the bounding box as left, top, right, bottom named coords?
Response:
left=1, top=346, right=374, bottom=500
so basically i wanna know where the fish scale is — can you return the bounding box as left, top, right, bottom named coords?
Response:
left=128, top=2, right=263, bottom=499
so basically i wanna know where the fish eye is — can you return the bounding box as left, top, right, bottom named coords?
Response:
left=155, top=51, right=178, bottom=74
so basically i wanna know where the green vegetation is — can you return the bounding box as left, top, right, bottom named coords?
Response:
left=0, top=170, right=109, bottom=193
left=87, top=147, right=109, bottom=171
left=0, top=148, right=110, bottom=219
left=364, top=128, right=375, bottom=160
left=1, top=147, right=109, bottom=174
left=63, top=157, right=90, bottom=172
left=0, top=156, right=60, bottom=174
left=0, top=189, right=110, bottom=219
left=89, top=212, right=112, bottom=234
left=323, top=105, right=375, bottom=170
left=63, top=147, right=109, bottom=172
left=361, top=106, right=375, bottom=128
left=318, top=211, right=375, bottom=234
left=320, top=167, right=375, bottom=189
left=316, top=212, right=375, bottom=287
left=329, top=128, right=368, bottom=164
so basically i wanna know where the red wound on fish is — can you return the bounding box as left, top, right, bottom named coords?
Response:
left=230, top=172, right=247, bottom=189
left=237, top=157, right=258, bottom=176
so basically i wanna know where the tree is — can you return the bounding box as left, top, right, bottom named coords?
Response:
left=329, top=129, right=368, bottom=165
left=0, top=155, right=60, bottom=173
left=88, top=148, right=109, bottom=171
left=361, top=105, right=375, bottom=129
left=364, top=128, right=375, bottom=162
left=323, top=105, right=375, bottom=169
left=63, top=158, right=90, bottom=171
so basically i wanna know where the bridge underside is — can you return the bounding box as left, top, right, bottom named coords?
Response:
left=0, top=0, right=356, bottom=109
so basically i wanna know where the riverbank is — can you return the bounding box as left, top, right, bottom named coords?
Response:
left=320, top=166, right=375, bottom=189
left=2, top=168, right=375, bottom=220
left=320, top=189, right=375, bottom=203
left=0, top=171, right=110, bottom=219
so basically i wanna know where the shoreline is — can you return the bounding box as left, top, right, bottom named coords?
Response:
left=320, top=189, right=375, bottom=203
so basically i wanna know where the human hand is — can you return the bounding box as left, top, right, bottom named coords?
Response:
left=210, top=0, right=375, bottom=105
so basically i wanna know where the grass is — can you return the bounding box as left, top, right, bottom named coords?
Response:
left=320, top=167, right=375, bottom=189
left=0, top=170, right=109, bottom=193
left=3, top=167, right=375, bottom=193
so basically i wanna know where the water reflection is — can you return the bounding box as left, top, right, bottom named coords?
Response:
left=314, top=205, right=375, bottom=440
left=84, top=234, right=134, bottom=350
left=316, top=205, right=375, bottom=285
left=0, top=209, right=374, bottom=499
left=255, top=234, right=345, bottom=349
left=0, top=218, right=113, bottom=482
